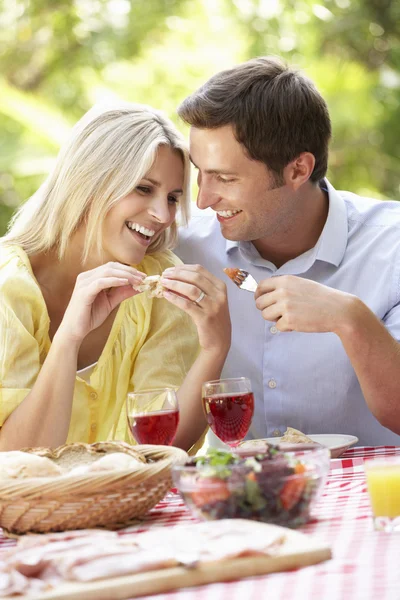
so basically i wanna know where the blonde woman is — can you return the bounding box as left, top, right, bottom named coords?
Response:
left=0, top=103, right=231, bottom=453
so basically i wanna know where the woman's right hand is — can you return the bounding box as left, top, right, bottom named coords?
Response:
left=161, top=264, right=231, bottom=355
left=58, top=262, right=146, bottom=343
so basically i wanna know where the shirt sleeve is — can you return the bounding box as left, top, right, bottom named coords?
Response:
left=381, top=251, right=400, bottom=342
left=382, top=305, right=400, bottom=342
left=0, top=282, right=44, bottom=427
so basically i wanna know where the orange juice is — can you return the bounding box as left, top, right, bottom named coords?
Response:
left=365, top=459, right=400, bottom=519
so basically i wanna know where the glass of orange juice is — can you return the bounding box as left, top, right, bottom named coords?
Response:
left=364, top=456, right=400, bottom=532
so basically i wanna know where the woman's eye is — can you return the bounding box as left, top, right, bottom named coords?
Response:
left=136, top=185, right=151, bottom=194
left=168, top=195, right=179, bottom=204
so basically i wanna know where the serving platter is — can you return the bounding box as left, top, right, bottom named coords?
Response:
left=2, top=523, right=331, bottom=600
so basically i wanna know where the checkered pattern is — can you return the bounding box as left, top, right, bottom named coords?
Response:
left=1, top=446, right=399, bottom=599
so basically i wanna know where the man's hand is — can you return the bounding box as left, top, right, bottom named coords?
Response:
left=254, top=275, right=357, bottom=333
left=255, top=274, right=400, bottom=435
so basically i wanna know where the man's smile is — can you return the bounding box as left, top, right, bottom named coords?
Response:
left=215, top=209, right=242, bottom=221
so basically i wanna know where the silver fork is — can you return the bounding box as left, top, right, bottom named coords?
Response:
left=223, top=268, right=258, bottom=293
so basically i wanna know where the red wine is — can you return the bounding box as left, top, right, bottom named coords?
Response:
left=202, top=392, right=254, bottom=446
left=128, top=409, right=179, bottom=445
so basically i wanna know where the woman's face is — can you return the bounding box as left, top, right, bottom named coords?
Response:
left=102, top=145, right=184, bottom=265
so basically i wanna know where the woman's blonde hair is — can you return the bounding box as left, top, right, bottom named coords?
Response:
left=2, top=102, right=191, bottom=261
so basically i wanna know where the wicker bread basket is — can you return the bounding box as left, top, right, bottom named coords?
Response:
left=0, top=441, right=188, bottom=534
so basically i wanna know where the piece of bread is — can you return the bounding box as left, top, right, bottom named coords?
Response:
left=236, top=440, right=271, bottom=456
left=280, top=427, right=315, bottom=444
left=0, top=451, right=63, bottom=478
left=88, top=452, right=142, bottom=473
left=135, top=275, right=165, bottom=298
left=64, top=464, right=91, bottom=477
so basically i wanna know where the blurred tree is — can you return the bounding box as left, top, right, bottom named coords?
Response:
left=0, top=0, right=189, bottom=109
left=0, top=0, right=190, bottom=232
left=0, top=0, right=399, bottom=236
left=226, top=0, right=400, bottom=198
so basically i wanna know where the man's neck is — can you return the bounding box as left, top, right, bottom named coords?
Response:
left=252, top=185, right=329, bottom=269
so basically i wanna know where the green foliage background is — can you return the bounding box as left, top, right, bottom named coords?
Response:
left=0, top=0, right=399, bottom=235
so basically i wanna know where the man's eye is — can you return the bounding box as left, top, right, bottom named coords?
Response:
left=217, top=175, right=235, bottom=183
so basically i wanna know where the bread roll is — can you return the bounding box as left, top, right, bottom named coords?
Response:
left=88, top=452, right=142, bottom=473
left=0, top=451, right=63, bottom=478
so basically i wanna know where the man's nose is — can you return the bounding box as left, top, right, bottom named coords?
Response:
left=196, top=181, right=218, bottom=210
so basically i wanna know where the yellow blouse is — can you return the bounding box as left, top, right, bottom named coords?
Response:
left=0, top=245, right=203, bottom=452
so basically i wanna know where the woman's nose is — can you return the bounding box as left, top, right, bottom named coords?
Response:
left=148, top=197, right=173, bottom=223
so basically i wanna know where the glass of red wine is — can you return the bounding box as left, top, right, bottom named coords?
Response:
left=202, top=377, right=254, bottom=448
left=126, top=388, right=179, bottom=446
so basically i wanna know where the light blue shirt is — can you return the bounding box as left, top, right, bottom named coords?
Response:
left=176, top=181, right=400, bottom=446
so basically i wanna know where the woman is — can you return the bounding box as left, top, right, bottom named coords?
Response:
left=0, top=102, right=231, bottom=453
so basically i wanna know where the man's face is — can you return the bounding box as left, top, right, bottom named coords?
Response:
left=190, top=125, right=294, bottom=244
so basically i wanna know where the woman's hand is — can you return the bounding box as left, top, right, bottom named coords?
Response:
left=58, top=262, right=146, bottom=343
left=161, top=264, right=231, bottom=353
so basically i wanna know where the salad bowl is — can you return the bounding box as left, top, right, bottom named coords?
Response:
left=172, top=445, right=330, bottom=528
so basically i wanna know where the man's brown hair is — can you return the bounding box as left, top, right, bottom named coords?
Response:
left=177, top=56, right=331, bottom=183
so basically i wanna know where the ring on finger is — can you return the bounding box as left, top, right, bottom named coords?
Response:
left=194, top=290, right=206, bottom=304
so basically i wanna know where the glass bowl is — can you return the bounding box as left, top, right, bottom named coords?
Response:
left=172, top=445, right=330, bottom=528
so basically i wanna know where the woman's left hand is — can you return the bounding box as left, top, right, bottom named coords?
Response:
left=161, top=264, right=231, bottom=353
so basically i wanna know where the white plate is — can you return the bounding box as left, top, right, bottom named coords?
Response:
left=260, top=434, right=359, bottom=458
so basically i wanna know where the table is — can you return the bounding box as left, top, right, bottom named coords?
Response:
left=1, top=446, right=400, bottom=600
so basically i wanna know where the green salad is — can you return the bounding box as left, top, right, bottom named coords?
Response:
left=180, top=447, right=322, bottom=528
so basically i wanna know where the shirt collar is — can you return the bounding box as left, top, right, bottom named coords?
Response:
left=315, top=179, right=348, bottom=267
left=225, top=239, right=238, bottom=253
left=225, top=179, right=348, bottom=269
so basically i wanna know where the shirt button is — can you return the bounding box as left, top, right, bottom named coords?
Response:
left=270, top=326, right=278, bottom=334
left=268, top=379, right=277, bottom=389
left=90, top=392, right=97, bottom=400
left=91, top=423, right=97, bottom=432
left=272, top=429, right=282, bottom=437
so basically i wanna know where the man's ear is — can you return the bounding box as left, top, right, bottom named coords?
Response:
left=284, top=152, right=315, bottom=191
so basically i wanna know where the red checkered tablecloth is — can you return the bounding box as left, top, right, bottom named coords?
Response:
left=1, top=446, right=399, bottom=599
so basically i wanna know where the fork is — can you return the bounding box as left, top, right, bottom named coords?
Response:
left=223, top=268, right=258, bottom=293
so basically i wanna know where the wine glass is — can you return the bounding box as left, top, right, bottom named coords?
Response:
left=202, top=377, right=254, bottom=448
left=126, top=388, right=179, bottom=446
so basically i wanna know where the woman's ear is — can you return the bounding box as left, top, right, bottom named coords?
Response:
left=284, top=152, right=316, bottom=191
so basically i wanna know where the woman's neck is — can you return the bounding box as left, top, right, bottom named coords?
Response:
left=29, top=230, right=104, bottom=297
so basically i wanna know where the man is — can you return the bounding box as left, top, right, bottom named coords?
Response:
left=174, top=56, right=400, bottom=446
